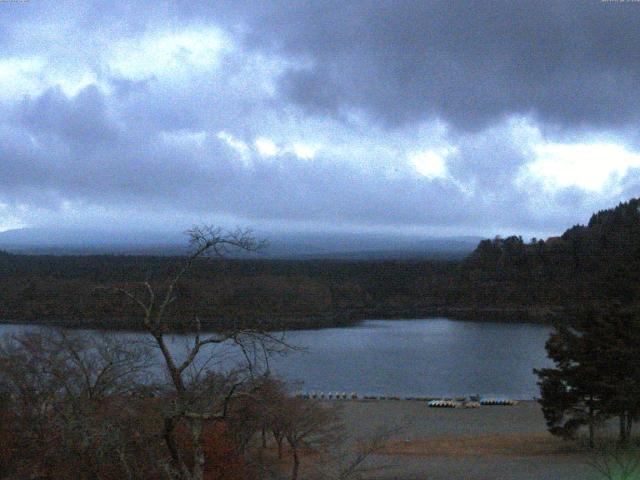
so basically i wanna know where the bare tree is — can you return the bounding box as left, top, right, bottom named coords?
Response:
left=0, top=226, right=390, bottom=480
left=105, top=226, right=288, bottom=480
left=281, top=397, right=342, bottom=480
left=0, top=329, right=158, bottom=480
left=330, top=426, right=400, bottom=480
left=252, top=377, right=290, bottom=459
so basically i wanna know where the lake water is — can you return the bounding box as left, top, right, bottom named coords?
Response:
left=0, top=319, right=553, bottom=399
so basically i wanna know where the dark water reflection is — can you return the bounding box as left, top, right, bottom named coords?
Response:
left=0, top=319, right=553, bottom=399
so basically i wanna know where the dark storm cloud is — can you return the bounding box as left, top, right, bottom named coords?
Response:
left=0, top=0, right=638, bottom=236
left=1, top=85, right=478, bottom=229
left=19, top=86, right=118, bottom=148
left=204, top=0, right=640, bottom=131
left=1, top=80, right=525, bottom=233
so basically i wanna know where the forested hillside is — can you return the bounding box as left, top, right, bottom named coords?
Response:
left=462, top=198, right=640, bottom=312
left=1, top=199, right=638, bottom=330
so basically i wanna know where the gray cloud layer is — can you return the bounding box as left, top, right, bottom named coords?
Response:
left=212, top=0, right=640, bottom=131
left=1, top=1, right=639, bottom=236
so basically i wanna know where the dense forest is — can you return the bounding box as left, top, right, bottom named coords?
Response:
left=1, top=199, right=639, bottom=330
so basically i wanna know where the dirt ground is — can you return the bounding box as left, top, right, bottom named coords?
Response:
left=333, top=400, right=602, bottom=480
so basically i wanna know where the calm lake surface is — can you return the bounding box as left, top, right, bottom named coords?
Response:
left=0, top=319, right=553, bottom=399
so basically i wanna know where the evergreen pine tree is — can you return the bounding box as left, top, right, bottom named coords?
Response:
left=535, top=307, right=640, bottom=446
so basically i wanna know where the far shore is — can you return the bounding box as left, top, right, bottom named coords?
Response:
left=0, top=305, right=561, bottom=333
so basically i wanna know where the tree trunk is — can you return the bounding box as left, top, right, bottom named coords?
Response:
left=291, top=446, right=300, bottom=480
left=163, top=416, right=192, bottom=480
left=276, top=436, right=283, bottom=460
left=117, top=448, right=134, bottom=480
left=189, top=418, right=205, bottom=480
left=619, top=413, right=630, bottom=444
left=261, top=426, right=267, bottom=448
left=619, top=415, right=625, bottom=443
left=588, top=404, right=594, bottom=449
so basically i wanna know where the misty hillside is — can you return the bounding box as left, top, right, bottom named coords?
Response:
left=0, top=228, right=481, bottom=260
left=1, top=198, right=639, bottom=329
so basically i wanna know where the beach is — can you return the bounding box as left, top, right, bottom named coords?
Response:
left=334, top=400, right=598, bottom=480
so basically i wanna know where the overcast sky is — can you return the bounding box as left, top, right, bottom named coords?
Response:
left=1, top=0, right=640, bottom=238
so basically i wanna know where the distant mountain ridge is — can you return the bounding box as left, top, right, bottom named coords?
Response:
left=0, top=227, right=482, bottom=260
left=1, top=199, right=639, bottom=328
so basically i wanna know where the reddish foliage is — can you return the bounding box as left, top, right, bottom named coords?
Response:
left=177, top=420, right=246, bottom=480
left=202, top=422, right=246, bottom=480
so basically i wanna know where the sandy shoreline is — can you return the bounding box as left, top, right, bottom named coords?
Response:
left=333, top=400, right=600, bottom=480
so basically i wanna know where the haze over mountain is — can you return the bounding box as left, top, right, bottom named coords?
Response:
left=0, top=227, right=481, bottom=259
left=2, top=198, right=638, bottom=328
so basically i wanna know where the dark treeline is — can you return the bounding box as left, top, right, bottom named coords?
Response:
left=1, top=198, right=639, bottom=330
